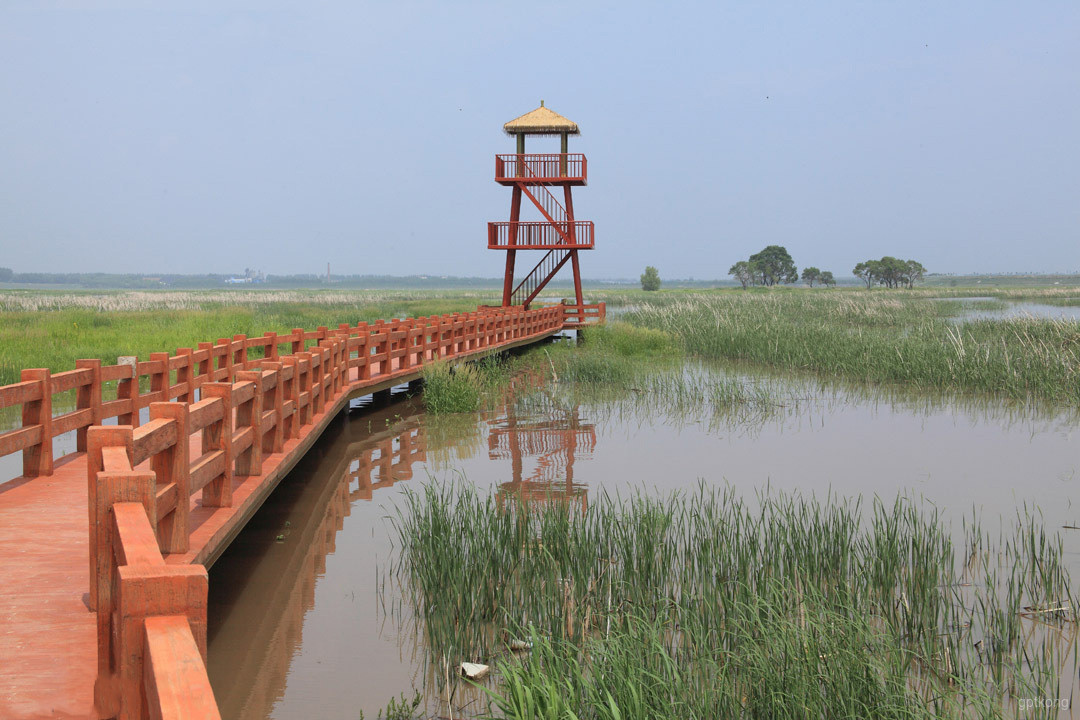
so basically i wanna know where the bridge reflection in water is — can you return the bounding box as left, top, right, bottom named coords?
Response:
left=206, top=391, right=594, bottom=720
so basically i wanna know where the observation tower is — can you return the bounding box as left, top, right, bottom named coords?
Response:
left=489, top=103, right=602, bottom=325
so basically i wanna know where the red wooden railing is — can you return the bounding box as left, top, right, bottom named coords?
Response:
left=487, top=221, right=595, bottom=250
left=0, top=306, right=587, bottom=481
left=495, top=153, right=586, bottom=183
left=560, top=304, right=606, bottom=327
left=88, top=425, right=218, bottom=720
left=2, top=304, right=605, bottom=720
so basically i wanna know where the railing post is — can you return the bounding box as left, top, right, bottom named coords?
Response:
left=115, top=562, right=208, bottom=720
left=86, top=425, right=135, bottom=612
left=291, top=328, right=305, bottom=355
left=76, top=359, right=102, bottom=452
left=339, top=334, right=351, bottom=387
left=322, top=340, right=337, bottom=393
left=20, top=368, right=52, bottom=477
left=176, top=348, right=194, bottom=402
left=235, top=371, right=263, bottom=475
left=332, top=338, right=342, bottom=392
left=322, top=345, right=333, bottom=403
left=117, top=357, right=140, bottom=427
left=197, top=342, right=214, bottom=383
left=92, top=467, right=155, bottom=685
left=356, top=324, right=371, bottom=381
left=280, top=356, right=300, bottom=439
left=296, top=352, right=313, bottom=425
left=216, top=338, right=233, bottom=381
left=338, top=337, right=348, bottom=391
left=260, top=362, right=284, bottom=455
left=412, top=326, right=424, bottom=367
left=149, top=352, right=169, bottom=403
left=149, top=402, right=189, bottom=554
left=263, top=331, right=279, bottom=361
left=312, top=349, right=326, bottom=415
left=233, top=334, right=248, bottom=369
left=199, top=383, right=234, bottom=507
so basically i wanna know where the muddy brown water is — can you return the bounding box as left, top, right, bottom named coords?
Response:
left=202, top=365, right=1080, bottom=720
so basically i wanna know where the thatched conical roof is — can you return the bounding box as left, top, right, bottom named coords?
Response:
left=503, top=102, right=579, bottom=135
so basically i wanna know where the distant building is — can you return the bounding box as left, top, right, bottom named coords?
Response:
left=225, top=268, right=265, bottom=284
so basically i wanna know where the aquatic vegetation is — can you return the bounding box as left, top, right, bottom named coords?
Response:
left=965, top=299, right=1011, bottom=312
left=620, top=293, right=1080, bottom=404
left=420, top=354, right=518, bottom=415
left=420, top=362, right=485, bottom=414
left=393, top=482, right=1078, bottom=719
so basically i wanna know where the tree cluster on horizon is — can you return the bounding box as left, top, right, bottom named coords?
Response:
left=724, top=248, right=926, bottom=290
left=727, top=246, right=835, bottom=289
left=852, top=258, right=927, bottom=289
left=800, top=267, right=835, bottom=288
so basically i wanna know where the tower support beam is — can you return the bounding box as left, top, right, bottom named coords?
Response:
left=502, top=186, right=522, bottom=306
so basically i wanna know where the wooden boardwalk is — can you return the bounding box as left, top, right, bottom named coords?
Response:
left=0, top=305, right=592, bottom=720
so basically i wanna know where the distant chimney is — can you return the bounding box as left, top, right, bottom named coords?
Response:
left=327, top=262, right=330, bottom=283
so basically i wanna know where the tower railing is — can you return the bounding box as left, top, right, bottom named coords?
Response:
left=488, top=221, right=594, bottom=250
left=495, top=153, right=587, bottom=183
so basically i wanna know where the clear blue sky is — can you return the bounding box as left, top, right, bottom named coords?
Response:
left=1, top=1, right=1077, bottom=279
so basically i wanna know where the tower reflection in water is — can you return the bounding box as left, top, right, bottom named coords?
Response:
left=490, top=393, right=594, bottom=515
left=208, top=394, right=594, bottom=720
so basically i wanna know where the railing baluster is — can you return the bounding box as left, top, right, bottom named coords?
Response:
left=149, top=401, right=189, bottom=554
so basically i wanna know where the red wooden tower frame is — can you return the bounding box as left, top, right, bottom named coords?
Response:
left=489, top=103, right=596, bottom=310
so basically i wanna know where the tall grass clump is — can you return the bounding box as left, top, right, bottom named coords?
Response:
left=420, top=362, right=485, bottom=414
left=420, top=356, right=515, bottom=414
left=542, top=323, right=681, bottom=389
left=622, top=292, right=1080, bottom=404
left=392, top=482, right=1078, bottom=719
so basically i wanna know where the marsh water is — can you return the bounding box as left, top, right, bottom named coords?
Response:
left=943, top=296, right=1080, bottom=323
left=204, top=352, right=1080, bottom=720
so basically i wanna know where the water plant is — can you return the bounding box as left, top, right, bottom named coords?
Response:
left=620, top=292, right=1080, bottom=404
left=391, top=482, right=1078, bottom=719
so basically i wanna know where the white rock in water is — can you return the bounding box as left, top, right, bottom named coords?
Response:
left=460, top=662, right=490, bottom=680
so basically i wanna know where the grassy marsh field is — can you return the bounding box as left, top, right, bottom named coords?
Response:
left=0, top=289, right=491, bottom=385
left=5, top=286, right=1079, bottom=404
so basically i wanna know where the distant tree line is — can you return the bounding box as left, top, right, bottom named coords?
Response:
left=852, top=258, right=926, bottom=289
left=722, top=249, right=926, bottom=290
left=727, top=246, right=835, bottom=289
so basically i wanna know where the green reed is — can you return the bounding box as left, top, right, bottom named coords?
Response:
left=392, top=483, right=1077, bottom=719
left=617, top=292, right=1080, bottom=404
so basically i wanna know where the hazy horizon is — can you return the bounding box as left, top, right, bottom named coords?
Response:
left=2, top=2, right=1077, bottom=279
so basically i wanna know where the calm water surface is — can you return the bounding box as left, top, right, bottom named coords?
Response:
left=942, top=296, right=1080, bottom=323
left=205, top=364, right=1080, bottom=719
